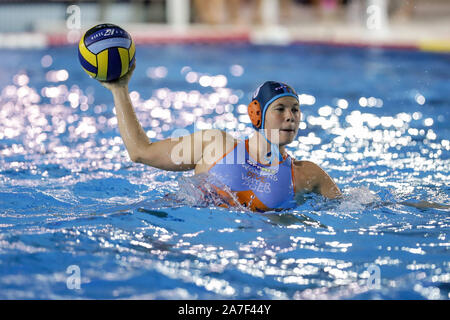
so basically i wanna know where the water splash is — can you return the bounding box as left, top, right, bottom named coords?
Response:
left=337, top=186, right=381, bottom=212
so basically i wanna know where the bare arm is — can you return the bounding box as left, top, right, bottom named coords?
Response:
left=99, top=64, right=158, bottom=165
left=294, top=160, right=342, bottom=199
left=110, top=85, right=150, bottom=162
left=99, top=64, right=230, bottom=171
left=400, top=201, right=449, bottom=210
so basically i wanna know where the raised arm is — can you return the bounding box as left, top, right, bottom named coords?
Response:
left=100, top=64, right=231, bottom=171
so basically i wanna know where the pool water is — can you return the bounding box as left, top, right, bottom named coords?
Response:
left=0, top=43, right=449, bottom=299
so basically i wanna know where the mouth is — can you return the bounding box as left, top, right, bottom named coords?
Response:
left=280, top=129, right=295, bottom=133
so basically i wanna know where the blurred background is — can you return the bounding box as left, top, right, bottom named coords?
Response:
left=0, top=0, right=449, bottom=51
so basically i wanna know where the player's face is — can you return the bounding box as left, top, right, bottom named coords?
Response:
left=263, top=96, right=301, bottom=146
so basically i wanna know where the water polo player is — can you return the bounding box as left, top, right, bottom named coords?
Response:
left=100, top=63, right=342, bottom=212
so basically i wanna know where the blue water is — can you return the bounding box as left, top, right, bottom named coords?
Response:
left=0, top=44, right=449, bottom=299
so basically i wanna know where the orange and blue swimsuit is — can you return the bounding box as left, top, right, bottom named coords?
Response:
left=206, top=139, right=296, bottom=212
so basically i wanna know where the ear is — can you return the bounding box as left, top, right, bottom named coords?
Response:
left=248, top=100, right=262, bottom=129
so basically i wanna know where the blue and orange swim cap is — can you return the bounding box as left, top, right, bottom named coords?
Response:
left=248, top=81, right=299, bottom=130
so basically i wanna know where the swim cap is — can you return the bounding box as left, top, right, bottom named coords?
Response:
left=248, top=81, right=299, bottom=130
left=247, top=81, right=299, bottom=164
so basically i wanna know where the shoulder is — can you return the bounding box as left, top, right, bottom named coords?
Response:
left=194, top=130, right=239, bottom=174
left=201, top=129, right=238, bottom=148
left=291, top=158, right=342, bottom=198
left=191, top=129, right=237, bottom=148
left=292, top=159, right=323, bottom=173
left=198, top=129, right=239, bottom=160
left=199, top=129, right=235, bottom=141
left=291, top=159, right=326, bottom=192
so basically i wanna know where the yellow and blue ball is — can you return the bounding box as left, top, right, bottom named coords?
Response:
left=78, top=23, right=135, bottom=82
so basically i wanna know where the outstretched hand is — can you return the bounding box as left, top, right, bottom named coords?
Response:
left=99, top=61, right=136, bottom=91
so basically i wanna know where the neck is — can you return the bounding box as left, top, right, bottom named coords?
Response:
left=248, top=130, right=286, bottom=165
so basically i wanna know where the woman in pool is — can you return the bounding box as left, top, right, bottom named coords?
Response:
left=100, top=64, right=341, bottom=212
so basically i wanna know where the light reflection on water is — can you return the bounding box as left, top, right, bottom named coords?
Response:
left=0, top=44, right=449, bottom=299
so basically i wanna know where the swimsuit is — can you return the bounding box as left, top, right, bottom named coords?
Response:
left=206, top=139, right=296, bottom=212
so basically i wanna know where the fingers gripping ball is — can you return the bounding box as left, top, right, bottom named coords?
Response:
left=78, top=23, right=135, bottom=81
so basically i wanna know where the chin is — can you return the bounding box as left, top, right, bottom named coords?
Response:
left=263, top=129, right=298, bottom=146
left=279, top=140, right=293, bottom=147
left=278, top=137, right=295, bottom=147
left=278, top=132, right=297, bottom=146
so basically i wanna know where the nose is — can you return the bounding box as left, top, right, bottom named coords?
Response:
left=284, top=109, right=295, bottom=122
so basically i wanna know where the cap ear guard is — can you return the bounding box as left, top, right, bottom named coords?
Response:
left=248, top=100, right=262, bottom=129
